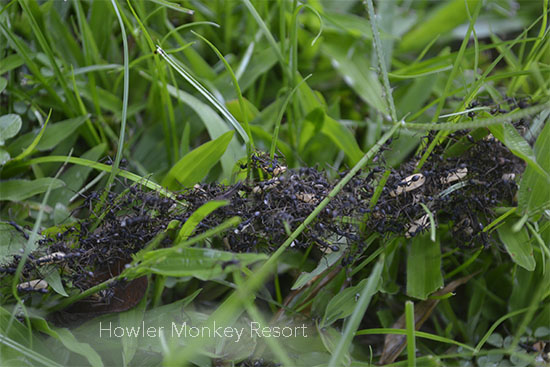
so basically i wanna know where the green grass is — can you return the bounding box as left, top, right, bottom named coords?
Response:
left=1, top=1, right=550, bottom=366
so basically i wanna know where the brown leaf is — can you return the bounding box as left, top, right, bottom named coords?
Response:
left=48, top=259, right=148, bottom=327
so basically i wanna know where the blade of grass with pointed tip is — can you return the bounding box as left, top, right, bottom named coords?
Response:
left=155, top=46, right=249, bottom=144
left=106, top=0, right=130, bottom=192
left=12, top=115, right=90, bottom=160
left=192, top=31, right=254, bottom=152
left=270, top=75, right=312, bottom=159
left=0, top=23, right=70, bottom=117
left=145, top=76, right=244, bottom=178
left=241, top=0, right=286, bottom=73
left=328, top=257, right=384, bottom=367
left=0, top=54, right=24, bottom=75
left=176, top=200, right=229, bottom=243
left=149, top=0, right=194, bottom=14
left=19, top=0, right=78, bottom=114
left=162, top=131, right=235, bottom=190
left=358, top=328, right=474, bottom=352
left=497, top=219, right=536, bottom=271
left=6, top=156, right=170, bottom=196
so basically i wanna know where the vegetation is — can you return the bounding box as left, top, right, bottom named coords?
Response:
left=0, top=0, right=549, bottom=366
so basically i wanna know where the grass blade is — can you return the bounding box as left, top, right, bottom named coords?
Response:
left=405, top=301, right=416, bottom=367
left=328, top=257, right=384, bottom=367
left=0, top=333, right=62, bottom=367
left=364, top=0, right=397, bottom=122
left=191, top=30, right=255, bottom=152
left=155, top=46, right=249, bottom=144
left=106, top=0, right=130, bottom=189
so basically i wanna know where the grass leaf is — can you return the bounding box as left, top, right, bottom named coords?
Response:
left=518, top=119, right=550, bottom=218
left=322, top=277, right=370, bottom=328
left=8, top=115, right=88, bottom=157
left=400, top=0, right=481, bottom=52
left=497, top=218, right=536, bottom=271
left=0, top=222, right=37, bottom=265
left=0, top=178, right=65, bottom=201
left=292, top=250, right=342, bottom=290
left=322, top=39, right=388, bottom=116
left=0, top=114, right=22, bottom=146
left=489, top=122, right=550, bottom=183
left=176, top=200, right=229, bottom=243
left=155, top=79, right=244, bottom=179
left=407, top=234, right=443, bottom=300
left=328, top=257, right=384, bottom=367
left=155, top=47, right=249, bottom=144
left=162, top=130, right=234, bottom=190
left=32, top=318, right=103, bottom=367
left=140, top=247, right=267, bottom=280
left=149, top=0, right=194, bottom=14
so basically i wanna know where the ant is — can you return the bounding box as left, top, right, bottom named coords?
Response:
left=0, top=266, right=17, bottom=275
left=17, top=279, right=49, bottom=294
left=250, top=151, right=287, bottom=177
left=221, top=259, right=240, bottom=271
left=34, top=252, right=68, bottom=266
left=91, top=288, right=120, bottom=307
left=8, top=221, right=29, bottom=240
left=120, top=215, right=150, bottom=228
left=100, top=156, right=128, bottom=169
left=70, top=190, right=102, bottom=218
